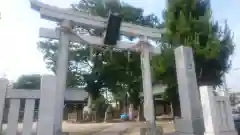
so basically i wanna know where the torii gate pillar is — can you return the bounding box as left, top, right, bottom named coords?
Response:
left=139, top=37, right=156, bottom=135
left=54, top=20, right=71, bottom=134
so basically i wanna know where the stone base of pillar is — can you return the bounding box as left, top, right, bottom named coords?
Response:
left=175, top=118, right=204, bottom=135
left=219, top=131, right=237, bottom=135
left=203, top=133, right=216, bottom=135
left=140, top=124, right=163, bottom=135
left=203, top=131, right=237, bottom=135
left=175, top=133, right=195, bottom=135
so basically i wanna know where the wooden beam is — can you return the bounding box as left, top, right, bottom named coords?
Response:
left=30, top=0, right=163, bottom=39
left=39, top=28, right=161, bottom=54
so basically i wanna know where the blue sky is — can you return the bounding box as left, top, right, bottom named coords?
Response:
left=0, top=0, right=239, bottom=91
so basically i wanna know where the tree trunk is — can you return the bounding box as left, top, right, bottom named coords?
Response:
left=169, top=103, right=174, bottom=119
left=137, top=104, right=145, bottom=121
left=154, top=100, right=156, bottom=120
left=104, top=105, right=111, bottom=122
left=116, top=100, right=119, bottom=109
left=87, top=93, right=93, bottom=121
left=124, top=93, right=128, bottom=114
left=87, top=93, right=93, bottom=109
left=119, top=100, right=123, bottom=111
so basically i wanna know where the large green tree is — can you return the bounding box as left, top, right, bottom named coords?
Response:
left=153, top=0, right=234, bottom=116
left=13, top=74, right=41, bottom=89
left=38, top=0, right=161, bottom=113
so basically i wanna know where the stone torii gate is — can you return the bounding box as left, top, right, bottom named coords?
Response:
left=30, top=0, right=163, bottom=134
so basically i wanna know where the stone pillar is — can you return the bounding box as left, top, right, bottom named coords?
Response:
left=199, top=86, right=219, bottom=135
left=0, top=78, right=8, bottom=132
left=174, top=46, right=204, bottom=135
left=37, top=75, right=58, bottom=135
left=200, top=86, right=237, bottom=135
left=54, top=20, right=71, bottom=134
left=224, top=97, right=237, bottom=134
left=140, top=37, right=156, bottom=134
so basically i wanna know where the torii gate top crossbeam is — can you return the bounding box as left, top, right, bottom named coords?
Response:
left=30, top=0, right=163, bottom=40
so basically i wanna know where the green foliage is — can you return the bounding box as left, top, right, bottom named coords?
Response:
left=99, top=50, right=142, bottom=106
left=13, top=74, right=41, bottom=89
left=153, top=0, right=235, bottom=102
left=71, top=0, right=161, bottom=28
